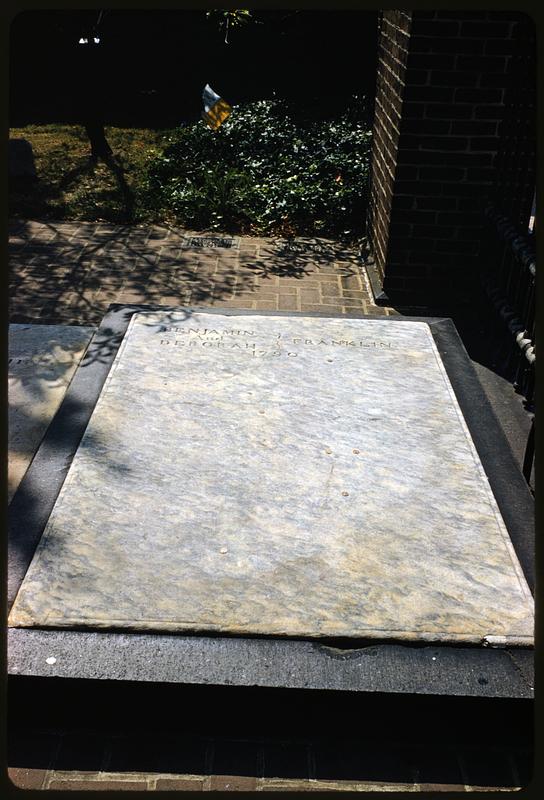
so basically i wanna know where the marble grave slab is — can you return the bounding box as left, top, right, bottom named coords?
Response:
left=8, top=312, right=534, bottom=646
left=8, top=324, right=96, bottom=502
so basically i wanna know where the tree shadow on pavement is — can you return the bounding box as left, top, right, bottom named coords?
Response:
left=9, top=219, right=362, bottom=328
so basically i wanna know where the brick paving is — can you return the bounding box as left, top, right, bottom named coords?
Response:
left=7, top=768, right=519, bottom=792
left=8, top=219, right=395, bottom=325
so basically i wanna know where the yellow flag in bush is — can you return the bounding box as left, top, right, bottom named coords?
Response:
left=202, top=84, right=232, bottom=130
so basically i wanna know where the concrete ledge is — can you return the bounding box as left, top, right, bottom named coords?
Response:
left=7, top=627, right=534, bottom=697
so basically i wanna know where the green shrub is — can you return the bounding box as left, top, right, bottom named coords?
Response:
left=144, top=98, right=372, bottom=237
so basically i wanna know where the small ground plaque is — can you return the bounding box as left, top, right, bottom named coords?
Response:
left=8, top=311, right=534, bottom=646
left=182, top=235, right=238, bottom=249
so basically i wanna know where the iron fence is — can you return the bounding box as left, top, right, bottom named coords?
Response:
left=482, top=204, right=535, bottom=485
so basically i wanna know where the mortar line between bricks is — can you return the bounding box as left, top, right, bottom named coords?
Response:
left=205, top=739, right=215, bottom=775
left=257, top=744, right=265, bottom=779
left=43, top=772, right=55, bottom=790
left=457, top=751, right=470, bottom=790
left=100, top=737, right=113, bottom=772
left=43, top=770, right=208, bottom=783
left=50, top=732, right=64, bottom=773
left=307, top=743, right=316, bottom=780
left=507, top=751, right=521, bottom=786
left=39, top=770, right=50, bottom=791
left=144, top=772, right=209, bottom=783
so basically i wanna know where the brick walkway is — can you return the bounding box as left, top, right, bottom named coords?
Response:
left=8, top=768, right=518, bottom=792
left=9, top=219, right=394, bottom=325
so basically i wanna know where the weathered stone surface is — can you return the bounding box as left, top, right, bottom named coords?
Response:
left=7, top=628, right=535, bottom=696
left=9, top=138, right=37, bottom=178
left=8, top=324, right=96, bottom=502
left=8, top=312, right=534, bottom=645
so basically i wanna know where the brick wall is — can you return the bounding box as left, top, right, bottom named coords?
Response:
left=492, top=14, right=536, bottom=228
left=368, top=10, right=536, bottom=304
left=367, top=10, right=412, bottom=284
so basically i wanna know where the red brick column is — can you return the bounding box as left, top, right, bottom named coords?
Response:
left=367, top=10, right=413, bottom=288
left=367, top=10, right=536, bottom=305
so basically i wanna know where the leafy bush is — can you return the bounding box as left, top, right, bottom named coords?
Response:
left=144, top=98, right=372, bottom=237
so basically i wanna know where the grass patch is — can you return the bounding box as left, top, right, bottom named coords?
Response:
left=9, top=124, right=169, bottom=224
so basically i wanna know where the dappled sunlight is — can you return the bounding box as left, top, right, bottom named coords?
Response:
left=9, top=125, right=168, bottom=224
left=8, top=323, right=95, bottom=502
left=9, top=219, right=374, bottom=328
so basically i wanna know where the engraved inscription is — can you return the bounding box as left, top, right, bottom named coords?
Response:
left=183, top=236, right=234, bottom=249
left=274, top=240, right=330, bottom=254
left=157, top=326, right=393, bottom=358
